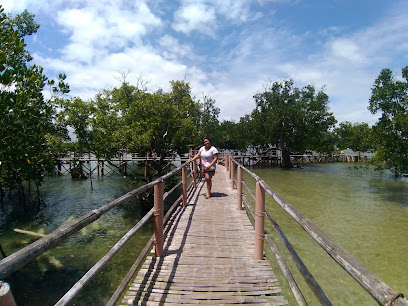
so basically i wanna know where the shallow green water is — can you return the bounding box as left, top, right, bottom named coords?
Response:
left=1, top=162, right=407, bottom=305
left=0, top=173, right=166, bottom=305
left=247, top=163, right=408, bottom=305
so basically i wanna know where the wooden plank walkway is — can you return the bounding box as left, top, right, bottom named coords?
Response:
left=120, top=165, right=288, bottom=305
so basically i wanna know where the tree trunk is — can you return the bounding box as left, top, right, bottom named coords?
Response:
left=279, top=134, right=292, bottom=168
left=20, top=185, right=27, bottom=212
left=0, top=244, right=7, bottom=258
left=0, top=183, right=3, bottom=211
left=158, top=154, right=166, bottom=176
left=35, top=181, right=42, bottom=208
left=281, top=147, right=292, bottom=168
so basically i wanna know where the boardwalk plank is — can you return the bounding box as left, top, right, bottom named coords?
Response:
left=120, top=165, right=287, bottom=305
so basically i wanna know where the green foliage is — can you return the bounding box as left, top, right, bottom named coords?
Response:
left=368, top=66, right=408, bottom=176
left=235, top=115, right=254, bottom=151
left=334, top=121, right=373, bottom=152
left=251, top=80, right=337, bottom=166
left=0, top=6, right=69, bottom=195
left=198, top=95, right=220, bottom=142
left=217, top=120, right=239, bottom=150
left=10, top=9, right=40, bottom=37
left=58, top=78, right=202, bottom=171
left=117, top=80, right=201, bottom=158
left=88, top=90, right=122, bottom=158
left=58, top=97, right=93, bottom=154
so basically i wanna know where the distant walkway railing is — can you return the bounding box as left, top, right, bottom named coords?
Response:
left=227, top=150, right=369, bottom=166
left=224, top=153, right=407, bottom=306
left=0, top=158, right=199, bottom=305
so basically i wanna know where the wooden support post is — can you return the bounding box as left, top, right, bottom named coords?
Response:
left=182, top=166, right=187, bottom=207
left=192, top=161, right=197, bottom=188
left=237, top=166, right=242, bottom=210
left=0, top=281, right=16, bottom=306
left=154, top=182, right=164, bottom=257
left=144, top=153, right=149, bottom=178
left=225, top=154, right=229, bottom=171
left=230, top=159, right=235, bottom=189
left=198, top=158, right=203, bottom=179
left=254, top=182, right=265, bottom=260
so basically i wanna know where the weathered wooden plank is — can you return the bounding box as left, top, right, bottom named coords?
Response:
left=122, top=292, right=288, bottom=305
left=140, top=258, right=273, bottom=266
left=130, top=276, right=280, bottom=287
left=128, top=282, right=281, bottom=291
left=125, top=287, right=282, bottom=296
left=122, top=165, right=287, bottom=305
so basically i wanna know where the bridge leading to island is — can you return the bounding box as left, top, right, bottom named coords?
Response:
left=0, top=153, right=406, bottom=305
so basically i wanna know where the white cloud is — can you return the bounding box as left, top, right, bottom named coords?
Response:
left=172, top=0, right=254, bottom=36
left=33, top=41, right=210, bottom=101
left=257, top=0, right=291, bottom=4
left=213, top=81, right=262, bottom=120
left=209, top=0, right=251, bottom=22
left=10, top=0, right=408, bottom=128
left=329, top=39, right=365, bottom=63
left=172, top=3, right=217, bottom=36
left=158, top=35, right=195, bottom=61
left=1, top=0, right=34, bottom=12
left=56, top=1, right=162, bottom=56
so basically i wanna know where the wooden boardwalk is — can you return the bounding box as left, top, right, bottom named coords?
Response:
left=120, top=165, right=287, bottom=305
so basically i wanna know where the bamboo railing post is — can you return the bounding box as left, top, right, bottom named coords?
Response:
left=254, top=182, right=265, bottom=260
left=192, top=161, right=197, bottom=188
left=154, top=182, right=164, bottom=257
left=230, top=159, right=235, bottom=189
left=0, top=281, right=16, bottom=306
left=144, top=153, right=149, bottom=177
left=237, top=166, right=242, bottom=210
left=182, top=166, right=187, bottom=207
left=230, top=157, right=233, bottom=179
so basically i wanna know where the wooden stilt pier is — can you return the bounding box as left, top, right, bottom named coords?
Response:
left=120, top=165, right=287, bottom=305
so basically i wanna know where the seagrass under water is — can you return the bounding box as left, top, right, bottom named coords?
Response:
left=121, top=165, right=287, bottom=305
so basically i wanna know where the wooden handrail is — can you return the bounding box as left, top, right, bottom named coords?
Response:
left=107, top=179, right=196, bottom=306
left=0, top=162, right=189, bottom=280
left=229, top=154, right=408, bottom=306
left=242, top=196, right=307, bottom=306
left=241, top=180, right=330, bottom=303
left=265, top=212, right=332, bottom=305
left=242, top=183, right=330, bottom=304
left=55, top=208, right=155, bottom=306
left=56, top=168, right=195, bottom=305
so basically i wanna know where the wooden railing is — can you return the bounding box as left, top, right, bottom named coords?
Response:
left=225, top=153, right=407, bottom=306
left=0, top=159, right=199, bottom=306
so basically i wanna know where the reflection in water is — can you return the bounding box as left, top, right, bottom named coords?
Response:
left=250, top=163, right=408, bottom=305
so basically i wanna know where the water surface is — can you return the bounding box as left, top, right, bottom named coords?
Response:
left=247, top=163, right=408, bottom=305
left=1, top=162, right=407, bottom=305
left=1, top=173, right=160, bottom=305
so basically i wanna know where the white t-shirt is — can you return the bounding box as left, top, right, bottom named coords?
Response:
left=199, top=146, right=218, bottom=170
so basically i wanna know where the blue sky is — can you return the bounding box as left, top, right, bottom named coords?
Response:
left=3, top=0, right=408, bottom=125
